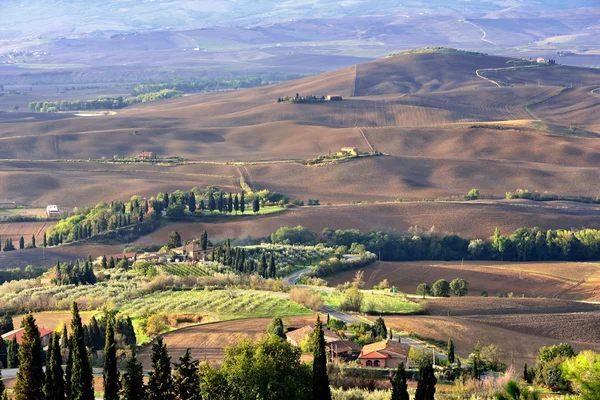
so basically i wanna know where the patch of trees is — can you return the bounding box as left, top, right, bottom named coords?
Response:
left=28, top=89, right=182, bottom=112
left=131, top=73, right=303, bottom=96
left=505, top=188, right=600, bottom=204
left=271, top=225, right=600, bottom=262
left=0, top=266, right=46, bottom=284
left=82, top=313, right=136, bottom=352
left=416, top=278, right=469, bottom=297
left=51, top=258, right=97, bottom=286
left=277, top=93, right=327, bottom=103
left=209, top=240, right=277, bottom=278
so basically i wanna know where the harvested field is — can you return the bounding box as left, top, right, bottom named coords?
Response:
left=379, top=315, right=600, bottom=370
left=12, top=311, right=94, bottom=332
left=326, top=261, right=600, bottom=301
left=464, top=312, right=600, bottom=343
left=137, top=315, right=316, bottom=368
left=421, top=297, right=600, bottom=316
left=0, top=221, right=55, bottom=242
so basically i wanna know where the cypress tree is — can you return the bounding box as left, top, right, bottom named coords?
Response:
left=69, top=302, right=94, bottom=400
left=472, top=342, right=481, bottom=380
left=121, top=350, right=145, bottom=400
left=173, top=349, right=201, bottom=400
left=0, top=369, right=4, bottom=398
left=43, top=333, right=65, bottom=400
left=259, top=253, right=267, bottom=277
left=217, top=192, right=224, bottom=212
left=0, top=339, right=6, bottom=369
left=103, top=316, right=119, bottom=400
left=234, top=194, right=239, bottom=214
left=14, top=313, right=45, bottom=400
left=108, top=256, right=116, bottom=269
left=240, top=192, right=245, bottom=214
left=43, top=232, right=47, bottom=247
left=65, top=336, right=72, bottom=399
left=201, top=230, right=208, bottom=251
left=312, top=315, right=331, bottom=400
left=390, top=362, right=409, bottom=400
left=19, top=236, right=24, bottom=249
left=101, top=255, right=107, bottom=268
left=147, top=336, right=174, bottom=400
left=32, top=234, right=36, bottom=248
left=227, top=193, right=233, bottom=213
left=7, top=335, right=19, bottom=368
left=199, top=199, right=205, bottom=211
left=253, top=197, right=260, bottom=213
left=266, top=316, right=286, bottom=339
left=415, top=361, right=436, bottom=400
left=268, top=253, right=276, bottom=278
left=60, top=324, right=68, bottom=351
left=189, top=192, right=196, bottom=213
left=208, top=193, right=216, bottom=212
left=447, top=338, right=455, bottom=363
left=523, top=362, right=529, bottom=383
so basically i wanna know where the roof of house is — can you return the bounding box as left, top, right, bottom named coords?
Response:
left=323, top=329, right=339, bottom=342
left=286, top=325, right=313, bottom=344
left=326, top=340, right=362, bottom=353
left=361, top=340, right=410, bottom=356
left=359, top=350, right=389, bottom=359
left=2, top=327, right=53, bottom=344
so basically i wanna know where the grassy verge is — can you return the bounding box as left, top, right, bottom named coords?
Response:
left=320, top=291, right=422, bottom=314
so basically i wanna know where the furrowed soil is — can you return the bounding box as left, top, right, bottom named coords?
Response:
left=137, top=315, right=316, bottom=368
left=326, top=261, right=600, bottom=301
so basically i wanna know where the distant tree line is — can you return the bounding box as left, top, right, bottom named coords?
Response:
left=0, top=266, right=46, bottom=285
left=278, top=93, right=327, bottom=103
left=505, top=188, right=600, bottom=204
left=28, top=89, right=182, bottom=112
left=270, top=225, right=600, bottom=262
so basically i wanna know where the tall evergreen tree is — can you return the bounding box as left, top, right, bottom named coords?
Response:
left=188, top=192, right=196, bottom=213
left=0, top=369, right=4, bottom=398
left=31, top=234, right=36, bottom=248
left=208, top=193, right=216, bottom=212
left=201, top=230, right=208, bottom=251
left=19, top=236, right=24, bottom=250
left=268, top=252, right=276, bottom=278
left=447, top=338, right=455, bottom=363
left=0, top=339, right=6, bottom=369
left=240, top=192, right=245, bottom=214
left=234, top=194, right=239, bottom=214
left=391, top=362, right=410, bottom=400
left=7, top=335, right=19, bottom=368
left=147, top=336, right=174, bottom=400
left=415, top=361, right=437, bottom=400
left=121, top=350, right=146, bottom=400
left=218, top=192, right=224, bottom=212
left=65, top=336, right=72, bottom=399
left=471, top=342, right=481, bottom=380
left=103, top=316, right=119, bottom=400
left=43, top=333, right=65, bottom=400
left=69, top=302, right=94, bottom=400
left=227, top=193, right=233, bottom=213
left=312, top=316, right=331, bottom=400
left=523, top=362, right=529, bottom=383
left=0, top=314, right=14, bottom=335
left=101, top=255, right=107, bottom=268
left=173, top=349, right=201, bottom=400
left=108, top=256, right=116, bottom=269
left=14, top=313, right=45, bottom=400
left=252, top=197, right=260, bottom=213
left=43, top=232, right=47, bottom=247
left=266, top=316, right=286, bottom=339
left=259, top=253, right=267, bottom=277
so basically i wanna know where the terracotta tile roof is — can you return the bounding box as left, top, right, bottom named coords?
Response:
left=361, top=340, right=410, bottom=356
left=359, top=351, right=389, bottom=359
left=286, top=325, right=313, bottom=344
left=2, top=327, right=53, bottom=344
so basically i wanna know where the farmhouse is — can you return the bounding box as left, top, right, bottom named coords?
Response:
left=326, top=340, right=362, bottom=361
left=46, top=204, right=61, bottom=218
left=537, top=57, right=546, bottom=63
left=2, top=327, right=54, bottom=347
left=286, top=325, right=339, bottom=346
left=138, top=151, right=156, bottom=160
left=327, top=95, right=343, bottom=101
left=358, top=339, right=411, bottom=368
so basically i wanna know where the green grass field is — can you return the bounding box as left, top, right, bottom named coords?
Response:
left=321, top=291, right=422, bottom=314
left=119, top=289, right=312, bottom=320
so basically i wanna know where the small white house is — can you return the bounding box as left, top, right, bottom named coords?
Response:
left=46, top=205, right=61, bottom=218
left=537, top=57, right=546, bottom=63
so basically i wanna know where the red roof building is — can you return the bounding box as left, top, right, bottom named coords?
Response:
left=2, top=327, right=54, bottom=347
left=358, top=340, right=411, bottom=368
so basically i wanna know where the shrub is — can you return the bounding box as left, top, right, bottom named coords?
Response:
left=450, top=278, right=469, bottom=296
left=432, top=279, right=450, bottom=297
left=464, top=189, right=480, bottom=200
left=307, top=199, right=320, bottom=206
left=289, top=288, right=323, bottom=311
left=339, top=287, right=363, bottom=312
left=145, top=314, right=169, bottom=335
left=416, top=283, right=431, bottom=298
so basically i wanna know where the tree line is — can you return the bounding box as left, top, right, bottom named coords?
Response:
left=271, top=225, right=600, bottom=262
left=28, top=89, right=181, bottom=113
left=209, top=240, right=277, bottom=278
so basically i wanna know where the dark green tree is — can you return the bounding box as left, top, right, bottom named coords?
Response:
left=173, top=349, right=201, bottom=400
left=101, top=255, right=107, bottom=268
left=0, top=339, right=6, bottom=369
left=234, top=194, right=239, bottom=214
left=312, top=316, right=331, bottom=400
left=266, top=316, right=286, bottom=339
left=188, top=192, right=196, bottom=213
left=472, top=342, right=482, bottom=380
left=0, top=370, right=4, bottom=398
left=103, top=316, right=119, bottom=400
left=415, top=361, right=437, bottom=400
left=523, top=362, right=529, bottom=383
left=0, top=314, right=14, bottom=335
left=7, top=335, right=19, bottom=368
left=167, top=231, right=182, bottom=249
left=19, top=236, right=24, bottom=250
left=31, top=234, right=36, bottom=248
left=108, top=256, right=116, bottom=269
left=120, top=350, right=146, bottom=400
left=147, top=336, right=174, bottom=400
left=217, top=192, right=224, bottom=212
left=43, top=232, right=47, bottom=247
left=252, top=197, right=260, bottom=213
left=240, top=192, right=245, bottom=214
left=201, top=230, right=208, bottom=251
left=227, top=193, right=233, bottom=213
left=447, top=338, right=455, bottom=364
left=390, top=362, right=410, bottom=400
left=432, top=279, right=450, bottom=297
left=69, top=302, right=94, bottom=400
left=14, top=313, right=45, bottom=400
left=43, top=333, right=65, bottom=400
left=208, top=193, right=216, bottom=212
left=268, top=252, right=276, bottom=278
left=372, top=317, right=388, bottom=340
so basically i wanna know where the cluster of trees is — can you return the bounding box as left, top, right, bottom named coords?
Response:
left=51, top=258, right=97, bottom=286
left=28, top=89, right=182, bottom=112
left=82, top=314, right=136, bottom=352
left=271, top=225, right=600, bottom=262
left=1, top=235, right=36, bottom=252
left=505, top=188, right=600, bottom=204
left=130, top=73, right=302, bottom=96
left=277, top=93, right=327, bottom=103
left=209, top=240, right=277, bottom=278
left=416, top=278, right=469, bottom=298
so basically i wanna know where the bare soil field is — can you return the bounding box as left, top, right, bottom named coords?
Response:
left=137, top=315, right=316, bottom=368
left=0, top=220, right=54, bottom=242
left=326, top=261, right=600, bottom=300
left=133, top=200, right=600, bottom=247
left=421, top=297, right=600, bottom=317
left=0, top=243, right=123, bottom=269
left=379, top=315, right=600, bottom=370
left=11, top=311, right=94, bottom=332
